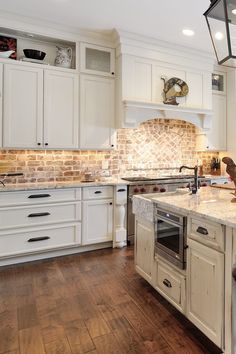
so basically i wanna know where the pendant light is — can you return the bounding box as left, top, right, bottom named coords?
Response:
left=204, top=0, right=236, bottom=67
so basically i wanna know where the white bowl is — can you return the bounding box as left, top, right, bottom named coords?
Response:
left=0, top=50, right=15, bottom=58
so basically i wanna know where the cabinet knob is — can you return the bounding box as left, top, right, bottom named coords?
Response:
left=111, top=72, right=115, bottom=75
left=206, top=146, right=209, bottom=149
left=111, top=144, right=114, bottom=147
left=45, top=143, right=48, bottom=146
left=109, top=202, right=113, bottom=205
left=233, top=264, right=236, bottom=281
left=37, top=143, right=41, bottom=146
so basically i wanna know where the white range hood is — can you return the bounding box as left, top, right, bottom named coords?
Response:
left=123, top=100, right=213, bottom=130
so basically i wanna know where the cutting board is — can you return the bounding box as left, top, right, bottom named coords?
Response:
left=210, top=182, right=235, bottom=190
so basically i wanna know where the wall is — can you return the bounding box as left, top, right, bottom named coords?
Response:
left=0, top=119, right=220, bottom=184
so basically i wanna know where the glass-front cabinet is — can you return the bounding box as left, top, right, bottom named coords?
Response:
left=212, top=72, right=226, bottom=94
left=80, top=43, right=115, bottom=77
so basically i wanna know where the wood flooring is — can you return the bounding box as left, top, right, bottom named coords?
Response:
left=0, top=247, right=223, bottom=354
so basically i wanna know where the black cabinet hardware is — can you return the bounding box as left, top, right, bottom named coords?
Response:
left=196, top=226, right=209, bottom=235
left=233, top=264, right=236, bottom=281
left=109, top=202, right=113, bottom=205
left=27, top=236, right=50, bottom=242
left=111, top=72, right=115, bottom=75
left=28, top=194, right=51, bottom=199
left=94, top=191, right=102, bottom=194
left=111, top=144, right=114, bottom=147
left=117, top=188, right=126, bottom=192
left=163, top=279, right=172, bottom=288
left=28, top=212, right=51, bottom=218
left=37, top=143, right=41, bottom=146
left=45, top=143, right=48, bottom=146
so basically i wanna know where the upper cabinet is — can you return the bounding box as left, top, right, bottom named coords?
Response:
left=80, top=43, right=115, bottom=77
left=0, top=63, right=2, bottom=147
left=80, top=74, right=115, bottom=149
left=3, top=63, right=79, bottom=149
left=3, top=64, right=44, bottom=149
left=44, top=70, right=78, bottom=149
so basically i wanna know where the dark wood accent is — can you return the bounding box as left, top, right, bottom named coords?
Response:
left=0, top=247, right=222, bottom=354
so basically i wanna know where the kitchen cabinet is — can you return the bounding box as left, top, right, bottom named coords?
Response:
left=80, top=42, right=115, bottom=77
left=3, top=63, right=79, bottom=149
left=187, top=238, right=224, bottom=347
left=80, top=74, right=115, bottom=149
left=82, top=199, right=113, bottom=245
left=44, top=70, right=78, bottom=149
left=196, top=94, right=227, bottom=151
left=134, top=217, right=154, bottom=284
left=0, top=63, right=2, bottom=147
left=3, top=63, right=44, bottom=148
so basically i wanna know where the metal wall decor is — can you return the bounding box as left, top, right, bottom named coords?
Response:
left=161, top=76, right=189, bottom=105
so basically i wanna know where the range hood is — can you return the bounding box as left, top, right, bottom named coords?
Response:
left=123, top=100, right=213, bottom=130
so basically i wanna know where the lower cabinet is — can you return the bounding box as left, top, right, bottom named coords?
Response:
left=187, top=238, right=224, bottom=347
left=82, top=199, right=113, bottom=245
left=154, top=260, right=186, bottom=313
left=135, top=217, right=154, bottom=284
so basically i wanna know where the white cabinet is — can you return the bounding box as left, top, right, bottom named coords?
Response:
left=0, top=63, right=2, bottom=147
left=82, top=199, right=113, bottom=245
left=44, top=70, right=78, bottom=149
left=3, top=63, right=43, bottom=148
left=80, top=74, right=115, bottom=149
left=196, top=94, right=227, bottom=151
left=3, top=63, right=79, bottom=149
left=135, top=217, right=154, bottom=284
left=187, top=239, right=224, bottom=347
left=80, top=43, right=115, bottom=77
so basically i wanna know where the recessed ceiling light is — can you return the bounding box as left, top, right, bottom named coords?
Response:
left=215, top=32, right=224, bottom=40
left=232, top=8, right=236, bottom=14
left=182, top=28, right=195, bottom=37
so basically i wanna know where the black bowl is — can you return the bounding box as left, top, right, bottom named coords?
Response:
left=23, top=49, right=46, bottom=60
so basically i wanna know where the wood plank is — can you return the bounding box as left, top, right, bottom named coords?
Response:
left=19, top=326, right=45, bottom=354
left=0, top=310, right=18, bottom=353
left=93, top=333, right=123, bottom=354
left=44, top=337, right=71, bottom=354
left=64, top=319, right=95, bottom=354
left=17, top=303, right=38, bottom=330
left=85, top=316, right=111, bottom=338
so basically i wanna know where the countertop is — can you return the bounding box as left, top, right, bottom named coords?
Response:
left=133, top=186, right=236, bottom=228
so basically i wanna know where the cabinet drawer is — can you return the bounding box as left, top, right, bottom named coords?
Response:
left=0, top=202, right=81, bottom=230
left=0, top=223, right=81, bottom=257
left=188, top=217, right=224, bottom=251
left=83, top=186, right=113, bottom=200
left=155, top=261, right=186, bottom=312
left=0, top=188, right=81, bottom=207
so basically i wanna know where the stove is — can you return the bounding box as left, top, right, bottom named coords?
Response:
left=124, top=174, right=210, bottom=244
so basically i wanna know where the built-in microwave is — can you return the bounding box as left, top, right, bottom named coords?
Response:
left=154, top=206, right=187, bottom=269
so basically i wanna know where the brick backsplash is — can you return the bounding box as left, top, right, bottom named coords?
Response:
left=0, top=119, right=220, bottom=184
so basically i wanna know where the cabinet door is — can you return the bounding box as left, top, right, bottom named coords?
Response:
left=44, top=70, right=79, bottom=149
left=187, top=239, right=224, bottom=347
left=3, top=64, right=43, bottom=148
left=82, top=199, right=113, bottom=245
left=80, top=43, right=115, bottom=77
left=135, top=218, right=154, bottom=284
left=80, top=75, right=115, bottom=149
left=196, top=94, right=227, bottom=151
left=0, top=63, right=2, bottom=147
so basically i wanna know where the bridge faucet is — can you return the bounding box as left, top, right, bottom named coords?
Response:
left=179, top=165, right=199, bottom=194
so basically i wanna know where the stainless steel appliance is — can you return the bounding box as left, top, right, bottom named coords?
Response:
left=154, top=206, right=187, bottom=269
left=122, top=175, right=211, bottom=244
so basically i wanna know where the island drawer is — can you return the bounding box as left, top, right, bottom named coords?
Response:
left=0, top=223, right=81, bottom=258
left=0, top=202, right=81, bottom=230
left=0, top=188, right=81, bottom=207
left=155, top=260, right=186, bottom=313
left=188, top=217, right=224, bottom=251
left=83, top=186, right=113, bottom=200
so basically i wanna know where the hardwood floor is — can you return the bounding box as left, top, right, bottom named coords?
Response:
left=0, top=247, right=222, bottom=354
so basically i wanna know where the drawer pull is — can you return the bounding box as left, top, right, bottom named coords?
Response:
left=163, top=279, right=172, bottom=288
left=28, top=194, right=51, bottom=199
left=28, top=212, right=51, bottom=218
left=27, top=236, right=50, bottom=242
left=94, top=191, right=102, bottom=194
left=233, top=264, right=236, bottom=281
left=117, top=188, right=126, bottom=192
left=196, top=226, right=209, bottom=235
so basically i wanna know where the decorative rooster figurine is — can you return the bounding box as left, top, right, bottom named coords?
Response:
left=222, top=157, right=236, bottom=192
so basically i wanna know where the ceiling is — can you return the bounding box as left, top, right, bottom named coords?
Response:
left=0, top=0, right=214, bottom=54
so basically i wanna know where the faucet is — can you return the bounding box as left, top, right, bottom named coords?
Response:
left=179, top=165, right=199, bottom=194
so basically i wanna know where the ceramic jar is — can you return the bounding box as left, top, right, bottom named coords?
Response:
left=54, top=46, right=72, bottom=68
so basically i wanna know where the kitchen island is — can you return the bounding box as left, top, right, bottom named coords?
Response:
left=133, top=187, right=236, bottom=354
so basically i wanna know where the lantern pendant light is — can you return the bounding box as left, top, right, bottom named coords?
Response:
left=204, top=0, right=236, bottom=67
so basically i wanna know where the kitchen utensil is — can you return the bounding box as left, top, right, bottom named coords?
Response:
left=0, top=50, right=15, bottom=58
left=23, top=49, right=46, bottom=60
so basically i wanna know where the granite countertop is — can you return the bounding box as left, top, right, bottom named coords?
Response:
left=133, top=186, right=236, bottom=228
left=0, top=178, right=128, bottom=192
